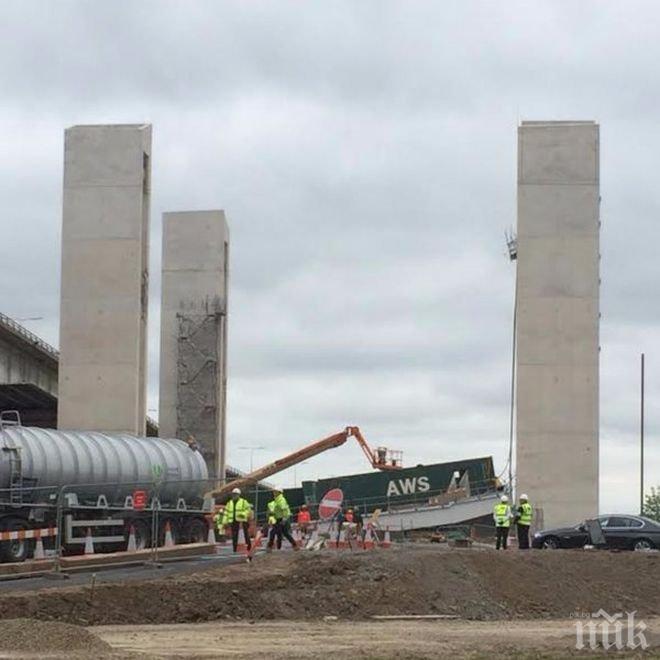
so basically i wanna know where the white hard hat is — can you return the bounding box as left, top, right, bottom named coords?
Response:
left=500, top=494, right=509, bottom=503
left=231, top=487, right=241, bottom=495
left=273, top=484, right=283, bottom=492
left=520, top=493, right=528, bottom=500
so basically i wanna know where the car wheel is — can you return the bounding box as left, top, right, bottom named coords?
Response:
left=541, top=536, right=559, bottom=549
left=633, top=538, right=654, bottom=552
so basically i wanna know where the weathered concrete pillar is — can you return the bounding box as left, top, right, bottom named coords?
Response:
left=58, top=124, right=151, bottom=434
left=159, top=210, right=229, bottom=479
left=516, top=121, right=600, bottom=527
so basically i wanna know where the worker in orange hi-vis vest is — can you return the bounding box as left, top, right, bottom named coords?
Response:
left=297, top=504, right=312, bottom=540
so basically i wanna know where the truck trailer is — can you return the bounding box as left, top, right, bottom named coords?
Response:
left=0, top=418, right=211, bottom=562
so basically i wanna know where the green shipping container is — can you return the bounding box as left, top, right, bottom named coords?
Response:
left=283, top=456, right=495, bottom=516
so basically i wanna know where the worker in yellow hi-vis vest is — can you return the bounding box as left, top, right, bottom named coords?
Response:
left=267, top=486, right=298, bottom=551
left=515, top=494, right=533, bottom=550
left=493, top=495, right=512, bottom=550
left=222, top=487, right=253, bottom=553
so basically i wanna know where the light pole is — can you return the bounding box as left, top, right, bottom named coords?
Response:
left=239, top=445, right=266, bottom=523
left=641, top=353, right=645, bottom=516
left=293, top=461, right=309, bottom=488
left=239, top=445, right=266, bottom=472
left=505, top=230, right=518, bottom=497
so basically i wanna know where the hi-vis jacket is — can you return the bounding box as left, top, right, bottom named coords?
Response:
left=517, top=501, right=533, bottom=526
left=222, top=497, right=252, bottom=525
left=272, top=493, right=291, bottom=521
left=267, top=500, right=277, bottom=525
left=493, top=502, right=512, bottom=528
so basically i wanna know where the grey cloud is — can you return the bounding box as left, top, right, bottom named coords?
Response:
left=1, top=1, right=659, bottom=514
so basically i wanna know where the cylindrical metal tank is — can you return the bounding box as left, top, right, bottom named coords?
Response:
left=0, top=427, right=208, bottom=504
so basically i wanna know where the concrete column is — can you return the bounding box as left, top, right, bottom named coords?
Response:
left=515, top=121, right=599, bottom=527
left=58, top=124, right=151, bottom=434
left=159, top=211, right=229, bottom=479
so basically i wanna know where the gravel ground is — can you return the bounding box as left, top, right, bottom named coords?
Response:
left=0, top=618, right=111, bottom=655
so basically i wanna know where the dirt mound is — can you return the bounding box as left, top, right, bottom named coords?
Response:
left=0, top=618, right=111, bottom=654
left=1, top=546, right=660, bottom=626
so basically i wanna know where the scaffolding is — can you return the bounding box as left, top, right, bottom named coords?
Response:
left=175, top=298, right=226, bottom=477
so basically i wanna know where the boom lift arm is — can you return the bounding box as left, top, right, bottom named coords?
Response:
left=205, top=426, right=402, bottom=501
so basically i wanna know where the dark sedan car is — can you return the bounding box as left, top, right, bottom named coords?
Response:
left=532, top=515, right=660, bottom=551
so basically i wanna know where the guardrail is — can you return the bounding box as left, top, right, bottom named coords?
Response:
left=0, top=312, right=59, bottom=361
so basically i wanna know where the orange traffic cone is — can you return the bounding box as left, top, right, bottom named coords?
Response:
left=382, top=527, right=391, bottom=549
left=34, top=528, right=45, bottom=560
left=328, top=523, right=338, bottom=549
left=127, top=524, right=137, bottom=552
left=84, top=527, right=95, bottom=555
left=207, top=524, right=216, bottom=545
left=218, top=525, right=228, bottom=545
left=164, top=521, right=175, bottom=548
left=363, top=527, right=374, bottom=550
left=236, top=525, right=247, bottom=553
left=307, top=528, right=318, bottom=548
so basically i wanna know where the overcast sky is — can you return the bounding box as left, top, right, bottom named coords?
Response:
left=1, top=1, right=659, bottom=512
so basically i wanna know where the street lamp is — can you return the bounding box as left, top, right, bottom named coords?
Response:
left=239, top=445, right=266, bottom=525
left=293, top=461, right=309, bottom=488
left=239, top=445, right=266, bottom=472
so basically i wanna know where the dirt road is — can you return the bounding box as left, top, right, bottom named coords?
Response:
left=2, top=546, right=660, bottom=625
left=93, top=618, right=660, bottom=658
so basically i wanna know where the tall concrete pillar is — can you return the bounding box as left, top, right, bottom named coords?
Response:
left=159, top=211, right=229, bottom=479
left=58, top=124, right=151, bottom=435
left=516, top=120, right=599, bottom=527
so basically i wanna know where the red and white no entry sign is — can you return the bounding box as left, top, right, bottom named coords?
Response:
left=318, top=488, right=344, bottom=520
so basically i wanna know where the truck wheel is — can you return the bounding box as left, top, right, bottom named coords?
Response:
left=0, top=519, right=32, bottom=563
left=184, top=518, right=208, bottom=544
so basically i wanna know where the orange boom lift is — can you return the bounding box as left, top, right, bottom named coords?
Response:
left=205, top=426, right=402, bottom=500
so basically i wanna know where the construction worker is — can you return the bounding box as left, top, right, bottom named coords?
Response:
left=266, top=498, right=282, bottom=550
left=493, top=494, right=512, bottom=550
left=342, top=507, right=359, bottom=546
left=267, top=486, right=298, bottom=551
left=297, top=504, right=312, bottom=540
left=515, top=493, right=533, bottom=550
left=222, top=487, right=252, bottom=554
left=213, top=506, right=224, bottom=535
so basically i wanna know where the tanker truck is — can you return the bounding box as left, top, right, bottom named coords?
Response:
left=0, top=416, right=212, bottom=562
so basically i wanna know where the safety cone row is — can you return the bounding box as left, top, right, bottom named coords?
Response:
left=127, top=524, right=137, bottom=552
left=207, top=524, right=217, bottom=545
left=164, top=521, right=175, bottom=548
left=307, top=528, right=318, bottom=549
left=84, top=527, right=95, bottom=555
left=34, top=527, right=45, bottom=560
left=327, top=523, right=338, bottom=549
left=337, top=527, right=348, bottom=549
left=363, top=526, right=374, bottom=550
left=236, top=525, right=248, bottom=553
